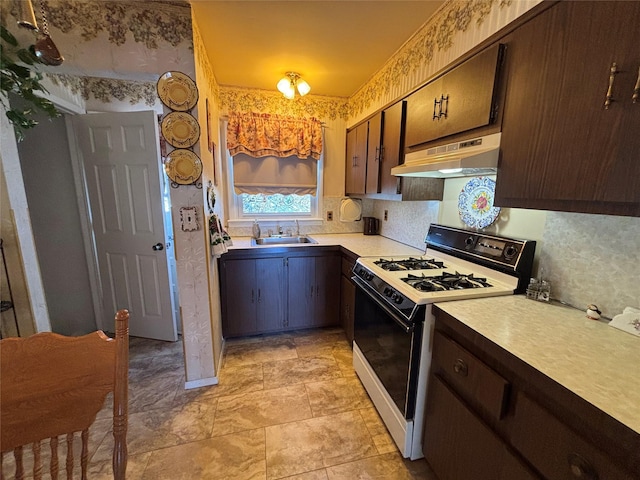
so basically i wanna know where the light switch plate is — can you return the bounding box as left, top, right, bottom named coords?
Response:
left=180, top=206, right=199, bottom=232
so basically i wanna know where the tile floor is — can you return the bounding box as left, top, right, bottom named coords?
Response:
left=3, top=327, right=437, bottom=479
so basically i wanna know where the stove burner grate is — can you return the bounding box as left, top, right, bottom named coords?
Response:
left=375, top=257, right=446, bottom=271
left=402, top=272, right=492, bottom=291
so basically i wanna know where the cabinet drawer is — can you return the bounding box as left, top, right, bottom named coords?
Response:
left=424, top=375, right=540, bottom=480
left=432, top=330, right=509, bottom=420
left=512, top=392, right=634, bottom=480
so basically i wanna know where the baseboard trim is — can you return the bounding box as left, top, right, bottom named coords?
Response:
left=184, top=376, right=218, bottom=390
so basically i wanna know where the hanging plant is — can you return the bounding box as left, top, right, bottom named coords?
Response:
left=0, top=25, right=59, bottom=141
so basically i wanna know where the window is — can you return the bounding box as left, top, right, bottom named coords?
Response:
left=241, top=193, right=311, bottom=215
left=223, top=117, right=323, bottom=223
left=228, top=156, right=322, bottom=220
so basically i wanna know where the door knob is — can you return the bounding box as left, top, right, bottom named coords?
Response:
left=152, top=243, right=164, bottom=251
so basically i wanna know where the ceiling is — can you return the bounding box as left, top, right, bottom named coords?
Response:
left=190, top=1, right=445, bottom=98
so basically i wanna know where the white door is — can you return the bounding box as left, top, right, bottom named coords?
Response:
left=73, top=111, right=177, bottom=341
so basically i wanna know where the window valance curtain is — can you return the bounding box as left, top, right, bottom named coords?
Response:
left=227, top=112, right=323, bottom=160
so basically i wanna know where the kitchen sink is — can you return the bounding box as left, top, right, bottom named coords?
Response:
left=252, top=236, right=318, bottom=246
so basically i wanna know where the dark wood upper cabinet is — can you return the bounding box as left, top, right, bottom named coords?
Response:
left=345, top=121, right=369, bottom=195
left=346, top=101, right=444, bottom=201
left=366, top=112, right=383, bottom=194
left=345, top=113, right=383, bottom=195
left=495, top=0, right=640, bottom=216
left=380, top=101, right=404, bottom=195
left=405, top=43, right=505, bottom=149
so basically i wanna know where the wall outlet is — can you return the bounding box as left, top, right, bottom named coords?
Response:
left=327, top=210, right=333, bottom=221
left=384, top=210, right=388, bottom=221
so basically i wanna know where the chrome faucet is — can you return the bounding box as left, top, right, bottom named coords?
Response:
left=276, top=223, right=283, bottom=235
left=295, top=219, right=300, bottom=236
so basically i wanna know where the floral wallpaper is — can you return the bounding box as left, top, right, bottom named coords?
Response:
left=349, top=0, right=513, bottom=117
left=47, top=74, right=157, bottom=106
left=1, top=0, right=193, bottom=107
left=219, top=87, right=349, bottom=121
left=191, top=20, right=219, bottom=103
left=42, top=0, right=192, bottom=49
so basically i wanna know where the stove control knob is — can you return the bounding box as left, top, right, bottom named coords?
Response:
left=504, top=245, right=518, bottom=259
left=392, top=293, right=403, bottom=304
left=383, top=287, right=392, bottom=297
left=366, top=272, right=374, bottom=281
left=465, top=236, right=475, bottom=249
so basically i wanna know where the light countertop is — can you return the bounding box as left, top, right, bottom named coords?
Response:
left=435, top=295, right=640, bottom=435
left=227, top=233, right=425, bottom=257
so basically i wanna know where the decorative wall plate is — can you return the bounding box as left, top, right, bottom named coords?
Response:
left=161, top=112, right=200, bottom=148
left=458, top=177, right=501, bottom=229
left=165, top=149, right=203, bottom=185
left=157, top=71, right=198, bottom=111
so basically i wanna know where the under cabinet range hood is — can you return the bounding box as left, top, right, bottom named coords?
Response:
left=391, top=132, right=501, bottom=178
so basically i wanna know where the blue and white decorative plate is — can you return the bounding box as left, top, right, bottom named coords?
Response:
left=458, top=177, right=501, bottom=229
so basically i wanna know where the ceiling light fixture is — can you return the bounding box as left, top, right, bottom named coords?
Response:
left=277, top=72, right=310, bottom=99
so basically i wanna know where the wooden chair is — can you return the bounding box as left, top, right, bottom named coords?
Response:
left=1, top=309, right=129, bottom=480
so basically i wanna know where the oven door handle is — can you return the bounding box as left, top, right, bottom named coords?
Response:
left=352, top=276, right=413, bottom=333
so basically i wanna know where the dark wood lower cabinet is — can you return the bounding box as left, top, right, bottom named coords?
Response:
left=219, top=247, right=340, bottom=337
left=339, top=248, right=357, bottom=345
left=220, top=257, right=285, bottom=337
left=426, top=307, right=639, bottom=480
left=424, top=375, right=539, bottom=480
left=340, top=275, right=355, bottom=345
left=288, top=254, right=340, bottom=329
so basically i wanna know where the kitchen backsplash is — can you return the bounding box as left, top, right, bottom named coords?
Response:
left=228, top=186, right=639, bottom=320
left=372, top=195, right=639, bottom=319
left=366, top=199, right=438, bottom=251
left=363, top=179, right=639, bottom=319
left=537, top=212, right=640, bottom=320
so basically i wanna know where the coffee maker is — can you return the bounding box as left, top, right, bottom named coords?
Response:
left=363, top=217, right=380, bottom=235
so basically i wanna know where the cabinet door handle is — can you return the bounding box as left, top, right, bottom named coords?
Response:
left=310, top=285, right=314, bottom=298
left=604, top=62, right=618, bottom=109
left=257, top=288, right=261, bottom=303
left=633, top=66, right=640, bottom=103
left=567, top=453, right=598, bottom=479
left=440, top=94, right=449, bottom=119
left=316, top=285, right=320, bottom=297
left=453, top=358, right=468, bottom=377
left=374, top=146, right=380, bottom=162
left=353, top=155, right=358, bottom=167
left=433, top=97, right=441, bottom=120
left=251, top=289, right=255, bottom=303
left=378, top=145, right=385, bottom=163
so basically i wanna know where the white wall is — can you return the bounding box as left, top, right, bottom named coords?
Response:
left=16, top=105, right=96, bottom=335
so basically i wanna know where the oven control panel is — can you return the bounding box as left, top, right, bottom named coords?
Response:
left=353, top=266, right=418, bottom=319
left=426, top=224, right=535, bottom=271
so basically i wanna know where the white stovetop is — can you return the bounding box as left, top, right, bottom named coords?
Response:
left=356, top=251, right=518, bottom=305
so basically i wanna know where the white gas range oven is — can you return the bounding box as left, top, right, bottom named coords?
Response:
left=351, top=224, right=536, bottom=460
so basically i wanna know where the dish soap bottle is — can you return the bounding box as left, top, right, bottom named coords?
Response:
left=252, top=220, right=261, bottom=239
